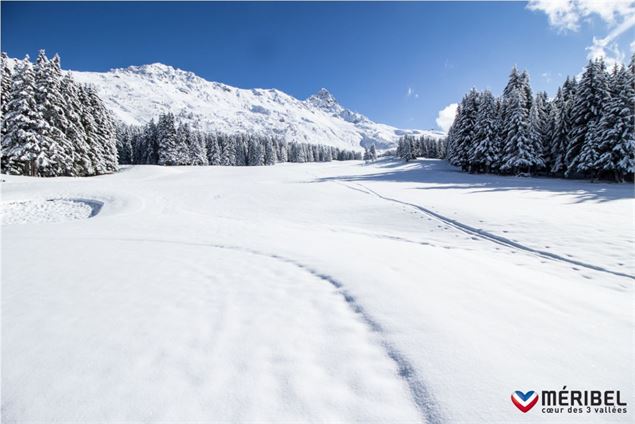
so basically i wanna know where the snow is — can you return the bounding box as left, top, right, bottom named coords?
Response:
left=2, top=159, right=632, bottom=423
left=1, top=198, right=101, bottom=225
left=69, top=63, right=444, bottom=150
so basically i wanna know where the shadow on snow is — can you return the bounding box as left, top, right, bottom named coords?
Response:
left=316, top=158, right=634, bottom=204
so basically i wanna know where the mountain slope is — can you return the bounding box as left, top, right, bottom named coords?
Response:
left=71, top=63, right=443, bottom=151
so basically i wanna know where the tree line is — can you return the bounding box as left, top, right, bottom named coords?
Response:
left=116, top=113, right=363, bottom=167
left=446, top=56, right=634, bottom=182
left=1, top=51, right=118, bottom=176
left=396, top=135, right=448, bottom=161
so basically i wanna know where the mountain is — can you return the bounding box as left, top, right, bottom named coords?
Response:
left=70, top=63, right=443, bottom=151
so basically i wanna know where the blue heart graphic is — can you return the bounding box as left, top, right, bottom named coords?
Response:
left=515, top=391, right=535, bottom=401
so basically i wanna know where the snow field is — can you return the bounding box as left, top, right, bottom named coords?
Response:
left=2, top=159, right=632, bottom=423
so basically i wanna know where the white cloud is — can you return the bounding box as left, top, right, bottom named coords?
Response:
left=528, top=0, right=580, bottom=31
left=406, top=87, right=419, bottom=99
left=527, top=0, right=635, bottom=65
left=436, top=103, right=458, bottom=133
left=587, top=13, right=635, bottom=67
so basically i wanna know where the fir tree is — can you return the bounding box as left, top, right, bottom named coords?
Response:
left=34, top=51, right=74, bottom=176
left=1, top=52, right=12, bottom=134
left=565, top=59, right=608, bottom=177
left=264, top=138, right=276, bottom=165
left=1, top=56, right=50, bottom=176
left=157, top=113, right=179, bottom=166
left=468, top=90, right=500, bottom=173
left=596, top=64, right=635, bottom=181
left=500, top=88, right=543, bottom=174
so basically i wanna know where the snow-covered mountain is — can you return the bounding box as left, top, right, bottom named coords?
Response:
left=71, top=63, right=443, bottom=151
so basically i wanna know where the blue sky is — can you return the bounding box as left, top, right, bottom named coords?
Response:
left=2, top=1, right=633, bottom=131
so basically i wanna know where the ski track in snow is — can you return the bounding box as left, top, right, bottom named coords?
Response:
left=82, top=235, right=444, bottom=424
left=336, top=180, right=634, bottom=281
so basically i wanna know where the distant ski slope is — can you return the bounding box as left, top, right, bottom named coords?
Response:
left=71, top=63, right=444, bottom=150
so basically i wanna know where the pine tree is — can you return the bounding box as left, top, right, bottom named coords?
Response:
left=264, top=138, right=276, bottom=165
left=500, top=88, right=543, bottom=174
left=220, top=134, right=236, bottom=166
left=34, top=51, right=74, bottom=176
left=550, top=78, right=576, bottom=175
left=363, top=146, right=371, bottom=161
left=87, top=84, right=118, bottom=172
left=452, top=90, right=480, bottom=170
left=527, top=96, right=546, bottom=173
left=206, top=133, right=221, bottom=165
left=595, top=64, right=635, bottom=181
left=157, top=113, right=179, bottom=166
left=468, top=90, right=499, bottom=173
left=175, top=122, right=193, bottom=165
left=61, top=73, right=92, bottom=174
left=1, top=56, right=50, bottom=176
left=1, top=52, right=12, bottom=135
left=115, top=123, right=134, bottom=164
left=577, top=120, right=600, bottom=178
left=565, top=59, right=608, bottom=177
left=277, top=140, right=288, bottom=163
left=189, top=130, right=208, bottom=165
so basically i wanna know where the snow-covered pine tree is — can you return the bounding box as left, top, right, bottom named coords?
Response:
left=400, top=136, right=413, bottom=161
left=290, top=142, right=306, bottom=163
left=61, top=73, right=92, bottom=174
left=87, top=84, right=118, bottom=172
left=566, top=58, right=608, bottom=178
left=1, top=52, right=12, bottom=134
left=500, top=87, right=543, bottom=174
left=78, top=85, right=104, bottom=174
left=234, top=135, right=248, bottom=166
left=115, top=123, right=134, bottom=164
left=370, top=145, right=377, bottom=161
left=576, top=120, right=600, bottom=178
left=1, top=56, right=50, bottom=176
left=34, top=51, right=75, bottom=176
left=445, top=104, right=461, bottom=164
left=175, top=122, right=193, bottom=165
left=541, top=95, right=558, bottom=172
left=264, top=138, right=276, bottom=165
left=277, top=140, right=288, bottom=163
left=157, top=113, right=179, bottom=166
left=142, top=119, right=159, bottom=165
left=206, top=133, right=221, bottom=165
left=189, top=129, right=208, bottom=166
left=526, top=95, right=547, bottom=173
left=247, top=136, right=263, bottom=166
left=549, top=78, right=576, bottom=175
left=453, top=89, right=480, bottom=170
left=595, top=63, right=635, bottom=181
left=468, top=90, right=500, bottom=173
left=532, top=91, right=551, bottom=167
left=502, top=66, right=521, bottom=98
left=220, top=134, right=236, bottom=166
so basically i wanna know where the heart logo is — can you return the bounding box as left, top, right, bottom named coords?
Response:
left=511, top=390, right=539, bottom=413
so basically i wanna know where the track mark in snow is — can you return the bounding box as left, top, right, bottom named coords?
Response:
left=89, top=236, right=444, bottom=424
left=340, top=181, right=634, bottom=281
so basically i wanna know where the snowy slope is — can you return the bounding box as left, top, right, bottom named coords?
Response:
left=70, top=63, right=443, bottom=150
left=2, top=160, right=633, bottom=423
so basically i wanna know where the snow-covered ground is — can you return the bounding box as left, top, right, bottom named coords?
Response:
left=2, top=159, right=633, bottom=423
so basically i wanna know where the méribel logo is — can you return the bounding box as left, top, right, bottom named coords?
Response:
left=512, top=390, right=539, bottom=413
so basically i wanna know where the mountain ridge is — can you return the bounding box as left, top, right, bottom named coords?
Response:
left=69, top=62, right=444, bottom=151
